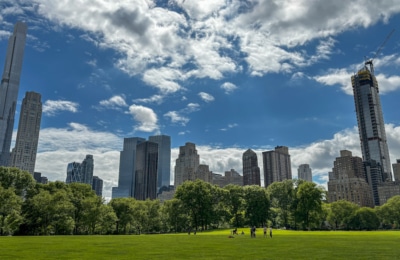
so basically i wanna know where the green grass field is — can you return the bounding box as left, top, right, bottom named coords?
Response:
left=1, top=230, right=399, bottom=259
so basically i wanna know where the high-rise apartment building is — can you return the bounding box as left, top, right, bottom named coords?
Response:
left=0, top=22, right=27, bottom=166
left=65, top=155, right=94, bottom=186
left=134, top=141, right=158, bottom=200
left=393, top=159, right=400, bottom=181
left=262, top=146, right=292, bottom=188
left=174, top=142, right=199, bottom=187
left=298, top=164, right=312, bottom=182
left=92, top=176, right=103, bottom=197
left=242, top=149, right=261, bottom=186
left=112, top=137, right=145, bottom=198
left=225, top=169, right=243, bottom=186
left=196, top=164, right=213, bottom=183
left=10, top=92, right=42, bottom=174
left=351, top=66, right=392, bottom=181
left=149, top=135, right=171, bottom=192
left=328, top=150, right=374, bottom=207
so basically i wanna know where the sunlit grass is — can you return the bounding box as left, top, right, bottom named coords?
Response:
left=1, top=229, right=399, bottom=259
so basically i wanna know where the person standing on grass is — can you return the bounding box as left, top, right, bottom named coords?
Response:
left=269, top=227, right=272, bottom=238
left=263, top=226, right=267, bottom=238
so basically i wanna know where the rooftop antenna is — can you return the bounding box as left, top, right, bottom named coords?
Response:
left=364, top=29, right=395, bottom=75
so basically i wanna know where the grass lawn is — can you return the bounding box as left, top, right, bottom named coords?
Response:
left=1, top=229, right=399, bottom=259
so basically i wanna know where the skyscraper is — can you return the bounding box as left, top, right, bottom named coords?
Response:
left=393, top=159, right=400, bottom=182
left=242, top=149, right=261, bottom=186
left=65, top=155, right=94, bottom=186
left=351, top=65, right=392, bottom=181
left=262, top=146, right=292, bottom=188
left=0, top=22, right=27, bottom=166
left=92, top=176, right=103, bottom=197
left=112, top=137, right=145, bottom=198
left=328, top=150, right=374, bottom=207
left=10, top=91, right=42, bottom=174
left=149, top=135, right=171, bottom=192
left=297, top=164, right=312, bottom=182
left=174, top=142, right=199, bottom=187
left=134, top=141, right=158, bottom=200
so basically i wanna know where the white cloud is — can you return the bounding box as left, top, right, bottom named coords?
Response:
left=164, top=111, right=189, bottom=126
left=133, top=95, right=164, bottom=104
left=220, top=82, right=237, bottom=94
left=128, top=104, right=159, bottom=132
left=198, top=92, right=215, bottom=102
left=30, top=0, right=400, bottom=91
left=43, top=100, right=79, bottom=116
left=99, top=95, right=128, bottom=110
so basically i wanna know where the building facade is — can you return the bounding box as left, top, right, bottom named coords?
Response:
left=262, top=146, right=292, bottom=188
left=92, top=176, right=103, bottom=197
left=0, top=22, right=27, bottom=166
left=149, top=135, right=171, bottom=192
left=298, top=164, right=312, bottom=182
left=393, top=159, right=400, bottom=181
left=134, top=141, right=158, bottom=200
left=10, top=92, right=42, bottom=174
left=351, top=66, right=392, bottom=181
left=65, top=155, right=94, bottom=187
left=327, top=150, right=374, bottom=207
left=196, top=164, right=213, bottom=183
left=112, top=137, right=146, bottom=198
left=242, top=149, right=261, bottom=186
left=174, top=142, right=199, bottom=187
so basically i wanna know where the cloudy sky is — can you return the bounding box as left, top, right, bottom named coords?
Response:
left=1, top=0, right=400, bottom=200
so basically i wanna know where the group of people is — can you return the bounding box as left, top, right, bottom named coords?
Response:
left=263, top=226, right=272, bottom=238
left=231, top=226, right=273, bottom=238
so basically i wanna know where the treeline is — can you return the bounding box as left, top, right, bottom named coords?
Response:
left=1, top=167, right=399, bottom=236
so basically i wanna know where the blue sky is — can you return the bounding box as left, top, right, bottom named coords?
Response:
left=1, top=0, right=400, bottom=200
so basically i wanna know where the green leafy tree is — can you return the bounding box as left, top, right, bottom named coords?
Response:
left=175, top=180, right=215, bottom=231
left=0, top=186, right=22, bottom=235
left=349, top=207, right=380, bottom=230
left=109, top=197, right=136, bottom=234
left=243, top=185, right=270, bottom=227
left=96, top=204, right=118, bottom=234
left=223, top=184, right=245, bottom=228
left=376, top=195, right=400, bottom=229
left=293, top=181, right=324, bottom=230
left=0, top=167, right=35, bottom=197
left=328, top=200, right=359, bottom=229
left=266, top=180, right=295, bottom=228
left=161, top=198, right=189, bottom=232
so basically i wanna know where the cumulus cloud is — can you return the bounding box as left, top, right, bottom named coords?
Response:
left=43, top=100, right=79, bottom=116
left=98, top=95, right=128, bottom=110
left=27, top=0, right=400, bottom=91
left=128, top=104, right=159, bottom=132
left=198, top=92, right=215, bottom=102
left=220, top=82, right=238, bottom=94
left=133, top=95, right=164, bottom=104
left=164, top=103, right=201, bottom=126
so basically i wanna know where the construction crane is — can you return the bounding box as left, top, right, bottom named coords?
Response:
left=364, top=29, right=395, bottom=75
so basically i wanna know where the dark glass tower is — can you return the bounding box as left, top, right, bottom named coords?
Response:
left=134, top=141, right=158, bottom=200
left=0, top=22, right=27, bottom=166
left=242, top=149, right=261, bottom=186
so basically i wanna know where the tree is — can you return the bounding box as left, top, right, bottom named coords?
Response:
left=96, top=204, right=118, bottom=234
left=224, top=184, right=245, bottom=227
left=243, top=185, right=269, bottom=227
left=0, top=167, right=35, bottom=197
left=0, top=186, right=22, bottom=235
left=349, top=207, right=380, bottom=230
left=376, top=195, right=400, bottom=229
left=161, top=198, right=189, bottom=232
left=175, top=180, right=215, bottom=231
left=109, top=197, right=136, bottom=234
left=266, top=180, right=295, bottom=228
left=293, top=181, right=324, bottom=230
left=328, top=200, right=359, bottom=230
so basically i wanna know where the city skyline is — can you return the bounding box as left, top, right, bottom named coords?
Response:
left=1, top=2, right=400, bottom=200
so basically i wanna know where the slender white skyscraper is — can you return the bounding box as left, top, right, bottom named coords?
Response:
left=297, top=164, right=312, bottom=182
left=10, top=92, right=42, bottom=174
left=0, top=22, right=27, bottom=166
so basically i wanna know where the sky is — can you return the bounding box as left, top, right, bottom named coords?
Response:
left=1, top=0, right=400, bottom=201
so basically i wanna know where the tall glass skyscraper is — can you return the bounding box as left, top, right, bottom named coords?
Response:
left=351, top=66, right=392, bottom=181
left=134, top=141, right=158, bottom=200
left=112, top=137, right=145, bottom=198
left=10, top=91, right=42, bottom=174
left=0, top=22, right=27, bottom=166
left=149, top=135, right=171, bottom=192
